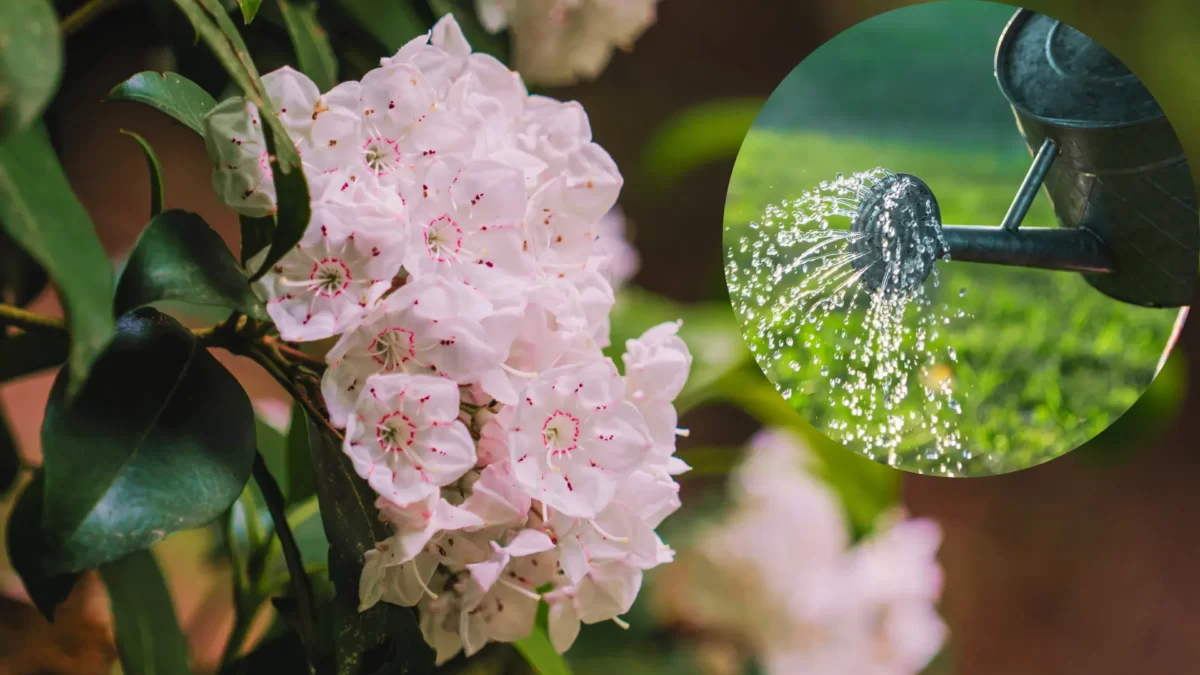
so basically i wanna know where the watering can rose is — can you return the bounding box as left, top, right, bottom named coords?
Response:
left=201, top=14, right=691, bottom=662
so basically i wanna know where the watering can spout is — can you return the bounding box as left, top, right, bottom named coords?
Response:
left=847, top=9, right=1197, bottom=307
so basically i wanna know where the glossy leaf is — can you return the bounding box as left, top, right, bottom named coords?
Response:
left=10, top=307, right=257, bottom=616
left=278, top=0, right=338, bottom=92
left=285, top=401, right=315, bottom=505
left=0, top=124, right=116, bottom=398
left=336, top=0, right=426, bottom=52
left=100, top=550, right=192, bottom=675
left=0, top=329, right=68, bottom=383
left=238, top=0, right=263, bottom=23
left=0, top=399, right=17, bottom=494
left=239, top=214, right=275, bottom=266
left=119, top=129, right=165, bottom=217
left=0, top=0, right=62, bottom=136
left=256, top=414, right=290, bottom=497
left=106, top=72, right=218, bottom=137
left=0, top=229, right=48, bottom=306
left=641, top=98, right=766, bottom=192
left=307, top=416, right=433, bottom=675
left=114, top=209, right=268, bottom=319
left=514, top=626, right=573, bottom=675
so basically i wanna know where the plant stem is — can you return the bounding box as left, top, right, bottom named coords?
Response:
left=60, top=0, right=129, bottom=36
left=246, top=344, right=343, bottom=441
left=0, top=303, right=65, bottom=333
left=252, top=453, right=320, bottom=674
left=262, top=336, right=326, bottom=372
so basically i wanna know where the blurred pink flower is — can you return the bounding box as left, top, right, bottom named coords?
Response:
left=691, top=429, right=948, bottom=675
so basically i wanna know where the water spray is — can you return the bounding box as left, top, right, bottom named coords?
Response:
left=850, top=10, right=1198, bottom=308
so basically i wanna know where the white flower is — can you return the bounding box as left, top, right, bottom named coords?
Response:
left=359, top=547, right=440, bottom=611
left=509, top=358, right=653, bottom=519
left=624, top=320, right=691, bottom=403
left=546, top=500, right=659, bottom=583
left=322, top=277, right=503, bottom=426
left=544, top=560, right=643, bottom=653
left=204, top=12, right=690, bottom=661
left=203, top=97, right=276, bottom=216
left=418, top=575, right=466, bottom=665
left=374, top=492, right=484, bottom=566
left=397, top=157, right=533, bottom=281
left=253, top=180, right=407, bottom=342
left=459, top=460, right=532, bottom=529
left=458, top=534, right=558, bottom=656
left=343, top=373, right=477, bottom=505
left=475, top=0, right=660, bottom=87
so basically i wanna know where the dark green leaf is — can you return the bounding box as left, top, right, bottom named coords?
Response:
left=18, top=308, right=256, bottom=585
left=106, top=72, right=218, bottom=137
left=0, top=329, right=68, bottom=382
left=256, top=414, right=290, bottom=497
left=100, top=550, right=192, bottom=675
left=0, top=399, right=18, bottom=494
left=514, top=626, right=572, bottom=675
left=0, top=124, right=116, bottom=398
left=239, top=214, right=275, bottom=266
left=0, top=229, right=48, bottom=306
left=336, top=0, right=426, bottom=52
left=427, top=0, right=506, bottom=62
left=238, top=0, right=263, bottom=23
left=114, top=209, right=268, bottom=319
left=119, top=130, right=166, bottom=217
left=278, top=0, right=339, bottom=92
left=285, top=401, right=315, bottom=505
left=307, top=416, right=433, bottom=675
left=0, top=0, right=62, bottom=136
left=248, top=110, right=311, bottom=282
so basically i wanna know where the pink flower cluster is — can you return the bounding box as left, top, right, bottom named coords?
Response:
left=202, top=14, right=688, bottom=662
left=692, top=430, right=947, bottom=675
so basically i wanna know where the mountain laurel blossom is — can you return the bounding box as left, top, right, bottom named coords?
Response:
left=202, top=14, right=689, bottom=662
left=474, top=0, right=661, bottom=86
left=683, top=430, right=948, bottom=675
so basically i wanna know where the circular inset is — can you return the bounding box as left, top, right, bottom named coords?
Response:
left=722, top=1, right=1197, bottom=476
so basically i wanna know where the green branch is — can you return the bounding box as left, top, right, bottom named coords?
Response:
left=0, top=302, right=65, bottom=332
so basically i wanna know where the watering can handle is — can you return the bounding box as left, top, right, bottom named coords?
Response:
left=1001, top=137, right=1059, bottom=231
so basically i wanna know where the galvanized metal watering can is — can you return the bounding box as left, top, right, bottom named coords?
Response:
left=852, top=9, right=1198, bottom=308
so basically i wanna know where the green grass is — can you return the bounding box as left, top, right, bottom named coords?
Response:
left=724, top=129, right=1181, bottom=475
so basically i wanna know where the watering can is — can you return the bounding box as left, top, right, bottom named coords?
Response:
left=851, top=9, right=1198, bottom=308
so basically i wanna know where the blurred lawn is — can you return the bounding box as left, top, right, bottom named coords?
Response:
left=724, top=129, right=1181, bottom=475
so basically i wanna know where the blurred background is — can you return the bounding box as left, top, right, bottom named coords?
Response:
left=2, top=0, right=1200, bottom=674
